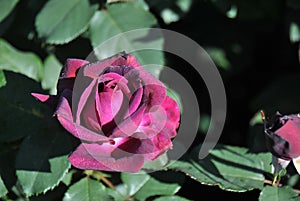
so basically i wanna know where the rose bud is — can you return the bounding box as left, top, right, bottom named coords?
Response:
left=262, top=111, right=300, bottom=176
left=32, top=52, right=180, bottom=173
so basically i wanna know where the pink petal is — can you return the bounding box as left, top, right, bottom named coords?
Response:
left=110, top=104, right=146, bottom=138
left=54, top=90, right=108, bottom=143
left=111, top=136, right=155, bottom=159
left=83, top=53, right=127, bottom=78
left=97, top=89, right=123, bottom=126
left=61, top=59, right=89, bottom=78
left=126, top=87, right=143, bottom=118
left=162, top=96, right=180, bottom=125
left=276, top=117, right=300, bottom=158
left=79, top=90, right=101, bottom=133
left=139, top=105, right=169, bottom=137
left=69, top=143, right=144, bottom=173
left=150, top=132, right=173, bottom=160
left=31, top=93, right=50, bottom=102
left=73, top=78, right=98, bottom=124
left=125, top=54, right=166, bottom=106
left=31, top=93, right=58, bottom=109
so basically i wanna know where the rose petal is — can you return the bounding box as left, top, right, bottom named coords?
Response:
left=276, top=118, right=300, bottom=158
left=110, top=104, right=146, bottom=138
left=111, top=136, right=156, bottom=163
left=148, top=132, right=172, bottom=160
left=31, top=93, right=50, bottom=102
left=126, top=54, right=166, bottom=106
left=97, top=89, right=123, bottom=126
left=139, top=105, right=168, bottom=138
left=55, top=89, right=108, bottom=143
left=83, top=53, right=128, bottom=78
left=162, top=96, right=180, bottom=125
left=80, top=90, right=101, bottom=133
left=126, top=87, right=143, bottom=118
left=31, top=93, right=58, bottom=109
left=73, top=77, right=97, bottom=124
left=69, top=143, right=144, bottom=172
left=61, top=58, right=89, bottom=78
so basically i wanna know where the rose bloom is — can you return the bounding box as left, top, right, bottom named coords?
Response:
left=32, top=52, right=180, bottom=173
left=263, top=111, right=300, bottom=174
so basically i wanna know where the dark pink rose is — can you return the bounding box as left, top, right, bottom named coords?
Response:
left=263, top=111, right=300, bottom=160
left=32, top=52, right=180, bottom=173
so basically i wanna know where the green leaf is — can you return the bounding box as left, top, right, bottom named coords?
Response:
left=63, top=177, right=111, bottom=201
left=290, top=22, right=300, bottom=43
left=61, top=170, right=75, bottom=186
left=121, top=172, right=150, bottom=196
left=0, top=0, right=19, bottom=23
left=0, top=39, right=43, bottom=81
left=35, top=0, right=97, bottom=44
left=106, top=188, right=124, bottom=201
left=0, top=176, right=8, bottom=198
left=143, top=153, right=169, bottom=170
left=206, top=47, right=231, bottom=70
left=89, top=3, right=164, bottom=78
left=259, top=186, right=300, bottom=201
left=168, top=145, right=272, bottom=192
left=147, top=0, right=193, bottom=24
left=153, top=195, right=191, bottom=201
left=250, top=110, right=264, bottom=126
left=0, top=70, right=6, bottom=88
left=41, top=54, right=62, bottom=95
left=16, top=126, right=73, bottom=196
left=134, top=177, right=181, bottom=201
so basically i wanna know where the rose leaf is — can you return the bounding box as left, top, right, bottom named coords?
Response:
left=0, top=39, right=43, bottom=81
left=168, top=144, right=273, bottom=192
left=0, top=70, right=6, bottom=88
left=259, top=186, right=300, bottom=201
left=89, top=3, right=164, bottom=78
left=153, top=195, right=192, bottom=201
left=0, top=0, right=19, bottom=23
left=16, top=127, right=73, bottom=196
left=41, top=54, right=62, bottom=95
left=62, top=177, right=111, bottom=201
left=35, top=0, right=97, bottom=44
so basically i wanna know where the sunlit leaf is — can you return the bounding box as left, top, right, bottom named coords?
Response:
left=42, top=54, right=62, bottom=95
left=290, top=22, right=300, bottom=43
left=146, top=0, right=192, bottom=24
left=35, top=0, right=97, bottom=44
left=121, top=172, right=150, bottom=196
left=0, top=70, right=6, bottom=88
left=134, top=176, right=181, bottom=201
left=63, top=177, right=111, bottom=201
left=0, top=176, right=7, bottom=198
left=168, top=145, right=272, bottom=192
left=0, top=39, right=43, bottom=81
left=0, top=0, right=19, bottom=23
left=143, top=153, right=168, bottom=170
left=206, top=47, right=231, bottom=70
left=89, top=2, right=164, bottom=78
left=153, top=196, right=191, bottom=201
left=259, top=186, right=300, bottom=201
